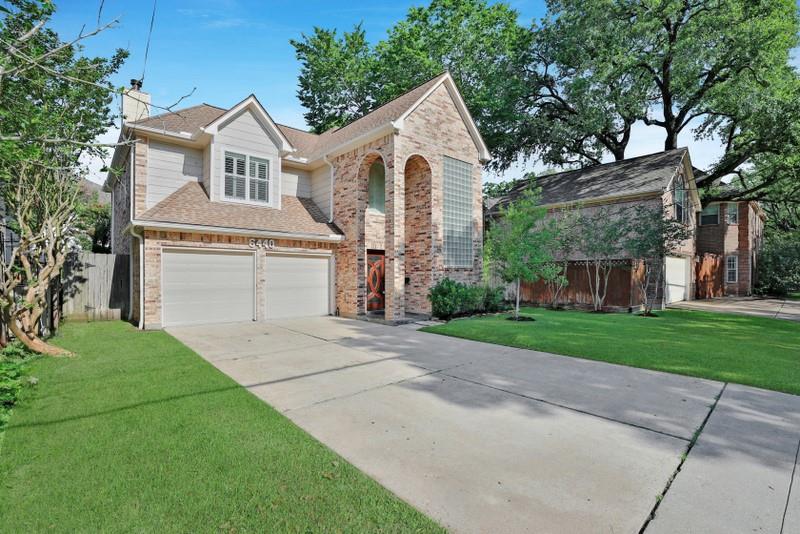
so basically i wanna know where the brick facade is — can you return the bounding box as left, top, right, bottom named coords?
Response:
left=133, top=135, right=148, bottom=218
left=119, top=77, right=485, bottom=328
left=696, top=201, right=764, bottom=296
left=138, top=230, right=334, bottom=329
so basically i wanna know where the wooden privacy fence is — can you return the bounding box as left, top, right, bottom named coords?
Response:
left=62, top=252, right=129, bottom=321
left=518, top=260, right=642, bottom=311
left=695, top=253, right=724, bottom=299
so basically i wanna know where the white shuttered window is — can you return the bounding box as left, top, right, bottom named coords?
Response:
left=225, top=151, right=270, bottom=203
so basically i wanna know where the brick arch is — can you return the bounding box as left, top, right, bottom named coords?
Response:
left=404, top=154, right=433, bottom=315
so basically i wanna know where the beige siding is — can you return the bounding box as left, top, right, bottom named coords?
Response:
left=281, top=165, right=311, bottom=198
left=146, top=140, right=203, bottom=208
left=311, top=165, right=331, bottom=219
left=213, top=109, right=281, bottom=203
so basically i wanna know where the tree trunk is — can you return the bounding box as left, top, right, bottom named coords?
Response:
left=6, top=312, right=70, bottom=356
left=515, top=278, right=521, bottom=320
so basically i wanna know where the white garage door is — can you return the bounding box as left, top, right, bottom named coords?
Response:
left=162, top=249, right=255, bottom=327
left=265, top=254, right=330, bottom=319
left=665, top=256, right=690, bottom=304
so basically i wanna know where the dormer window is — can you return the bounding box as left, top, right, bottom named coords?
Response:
left=224, top=151, right=270, bottom=203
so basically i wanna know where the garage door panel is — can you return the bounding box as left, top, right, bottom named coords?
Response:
left=665, top=256, right=689, bottom=304
left=265, top=255, right=330, bottom=319
left=163, top=250, right=255, bottom=327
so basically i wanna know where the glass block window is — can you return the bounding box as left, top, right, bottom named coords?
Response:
left=443, top=156, right=473, bottom=267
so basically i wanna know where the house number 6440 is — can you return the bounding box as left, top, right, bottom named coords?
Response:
left=249, top=239, right=276, bottom=250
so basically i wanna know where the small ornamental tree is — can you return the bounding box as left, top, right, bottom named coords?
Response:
left=624, top=204, right=693, bottom=316
left=577, top=206, right=627, bottom=311
left=485, top=187, right=553, bottom=320
left=540, top=206, right=580, bottom=309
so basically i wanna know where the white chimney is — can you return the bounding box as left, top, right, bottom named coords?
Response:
left=122, top=79, right=151, bottom=124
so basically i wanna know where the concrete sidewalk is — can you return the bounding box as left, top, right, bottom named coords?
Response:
left=671, top=296, right=800, bottom=322
left=169, top=317, right=800, bottom=533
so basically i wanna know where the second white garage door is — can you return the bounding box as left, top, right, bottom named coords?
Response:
left=665, top=256, right=690, bottom=304
left=265, top=254, right=331, bottom=319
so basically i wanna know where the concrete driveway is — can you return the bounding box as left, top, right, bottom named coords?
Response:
left=671, top=296, right=800, bottom=322
left=169, top=317, right=800, bottom=533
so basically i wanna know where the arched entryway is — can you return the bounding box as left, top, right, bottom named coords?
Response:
left=358, top=152, right=388, bottom=314
left=404, top=154, right=433, bottom=315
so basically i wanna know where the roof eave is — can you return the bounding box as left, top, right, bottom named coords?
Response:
left=131, top=219, right=344, bottom=242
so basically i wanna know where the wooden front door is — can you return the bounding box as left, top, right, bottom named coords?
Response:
left=366, top=251, right=385, bottom=312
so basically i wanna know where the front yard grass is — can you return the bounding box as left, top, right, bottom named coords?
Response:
left=0, top=321, right=442, bottom=533
left=422, top=307, right=800, bottom=395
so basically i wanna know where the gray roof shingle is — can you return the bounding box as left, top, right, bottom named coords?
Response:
left=491, top=149, right=688, bottom=214
left=139, top=182, right=342, bottom=238
left=129, top=73, right=447, bottom=161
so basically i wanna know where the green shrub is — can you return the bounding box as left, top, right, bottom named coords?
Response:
left=428, top=278, right=507, bottom=319
left=755, top=232, right=800, bottom=297
left=0, top=342, right=36, bottom=432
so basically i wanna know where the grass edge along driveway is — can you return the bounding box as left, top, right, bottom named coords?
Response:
left=0, top=321, right=442, bottom=533
left=422, top=307, right=800, bottom=396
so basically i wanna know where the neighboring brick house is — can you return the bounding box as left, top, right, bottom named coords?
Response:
left=696, top=197, right=766, bottom=296
left=488, top=149, right=702, bottom=310
left=105, top=73, right=488, bottom=329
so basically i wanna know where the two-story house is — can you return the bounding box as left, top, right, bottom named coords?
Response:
left=696, top=196, right=765, bottom=296
left=105, top=74, right=488, bottom=329
left=487, top=149, right=703, bottom=310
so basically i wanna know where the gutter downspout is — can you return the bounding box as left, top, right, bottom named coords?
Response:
left=323, top=154, right=334, bottom=223
left=129, top=225, right=145, bottom=330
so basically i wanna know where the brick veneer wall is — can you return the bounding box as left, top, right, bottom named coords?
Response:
left=133, top=135, right=148, bottom=218
left=138, top=230, right=334, bottom=329
left=330, top=138, right=393, bottom=317
left=696, top=201, right=760, bottom=296
left=397, top=83, right=483, bottom=290
left=365, top=211, right=385, bottom=251
left=404, top=155, right=433, bottom=314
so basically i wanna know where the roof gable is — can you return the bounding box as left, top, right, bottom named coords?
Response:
left=394, top=72, right=490, bottom=162
left=125, top=72, right=490, bottom=163
left=203, top=95, right=294, bottom=152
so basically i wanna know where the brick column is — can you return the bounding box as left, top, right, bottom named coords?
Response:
left=384, top=153, right=405, bottom=321
left=133, top=135, right=148, bottom=217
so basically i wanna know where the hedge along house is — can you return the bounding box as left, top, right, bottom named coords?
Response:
left=105, top=73, right=488, bottom=329
left=487, top=149, right=702, bottom=311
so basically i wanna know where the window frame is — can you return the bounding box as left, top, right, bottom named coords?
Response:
left=442, top=155, right=474, bottom=268
left=367, top=161, right=386, bottom=215
left=221, top=148, right=276, bottom=207
left=673, top=177, right=689, bottom=224
left=699, top=204, right=720, bottom=226
left=726, top=255, right=738, bottom=283
left=726, top=204, right=739, bottom=225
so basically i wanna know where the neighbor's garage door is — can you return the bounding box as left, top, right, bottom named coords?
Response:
left=665, top=256, right=690, bottom=303
left=265, top=254, right=330, bottom=319
left=162, top=249, right=255, bottom=327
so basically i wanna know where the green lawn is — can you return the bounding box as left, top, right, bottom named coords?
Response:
left=0, top=321, right=441, bottom=533
left=422, top=308, right=800, bottom=395
left=788, top=292, right=800, bottom=301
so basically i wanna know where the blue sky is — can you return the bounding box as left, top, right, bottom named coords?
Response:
left=49, top=0, right=756, bottom=182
